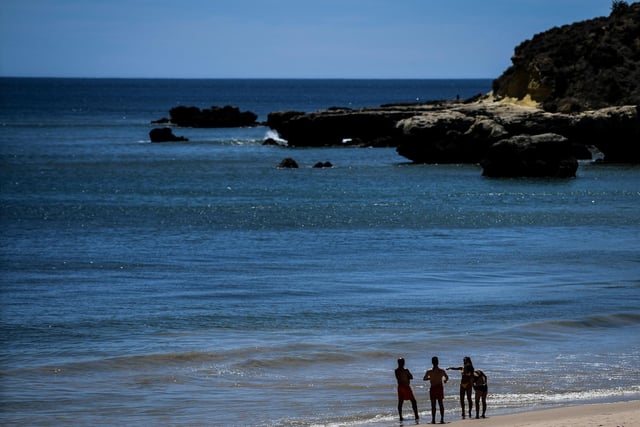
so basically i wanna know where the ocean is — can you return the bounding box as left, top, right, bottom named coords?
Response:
left=1, top=78, right=639, bottom=426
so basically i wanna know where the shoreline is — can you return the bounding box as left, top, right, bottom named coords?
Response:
left=358, top=400, right=640, bottom=427
left=445, top=400, right=639, bottom=427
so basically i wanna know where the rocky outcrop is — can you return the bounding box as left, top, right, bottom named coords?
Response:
left=492, top=2, right=640, bottom=112
left=395, top=102, right=640, bottom=165
left=268, top=100, right=640, bottom=169
left=149, top=127, right=188, bottom=142
left=154, top=105, right=258, bottom=128
left=480, top=133, right=578, bottom=178
left=259, top=5, right=640, bottom=176
left=266, top=108, right=415, bottom=147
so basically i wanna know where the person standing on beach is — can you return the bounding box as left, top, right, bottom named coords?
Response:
left=447, top=356, right=475, bottom=419
left=423, top=356, right=448, bottom=424
left=395, top=357, right=420, bottom=422
left=473, top=368, right=488, bottom=418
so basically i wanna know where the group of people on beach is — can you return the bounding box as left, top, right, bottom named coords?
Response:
left=395, top=356, right=487, bottom=424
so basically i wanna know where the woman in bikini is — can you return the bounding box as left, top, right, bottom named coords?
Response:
left=446, top=356, right=474, bottom=419
left=473, top=368, right=488, bottom=419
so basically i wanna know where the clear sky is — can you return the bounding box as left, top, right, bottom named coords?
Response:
left=0, top=0, right=612, bottom=79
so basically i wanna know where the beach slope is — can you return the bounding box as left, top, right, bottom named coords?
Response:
left=437, top=401, right=638, bottom=427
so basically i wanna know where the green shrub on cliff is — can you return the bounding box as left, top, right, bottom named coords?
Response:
left=611, top=0, right=630, bottom=15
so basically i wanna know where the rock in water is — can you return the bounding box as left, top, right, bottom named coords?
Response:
left=481, top=133, right=578, bottom=178
left=149, top=127, right=188, bottom=142
left=162, top=105, right=258, bottom=128
left=277, top=158, right=299, bottom=168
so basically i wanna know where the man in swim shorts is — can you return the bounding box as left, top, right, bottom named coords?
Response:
left=424, top=356, right=448, bottom=424
left=395, top=357, right=419, bottom=421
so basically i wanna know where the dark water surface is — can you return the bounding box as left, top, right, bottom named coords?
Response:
left=1, top=78, right=639, bottom=426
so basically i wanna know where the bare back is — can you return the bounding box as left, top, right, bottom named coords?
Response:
left=424, top=367, right=448, bottom=386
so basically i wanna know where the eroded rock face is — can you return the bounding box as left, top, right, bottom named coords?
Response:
left=395, top=108, right=488, bottom=163
left=480, top=133, right=578, bottom=178
left=267, top=100, right=640, bottom=167
left=266, top=108, right=412, bottom=147
left=396, top=102, right=640, bottom=164
left=492, top=2, right=640, bottom=112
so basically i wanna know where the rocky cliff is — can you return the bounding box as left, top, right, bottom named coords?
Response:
left=492, top=1, right=640, bottom=112
left=265, top=3, right=640, bottom=175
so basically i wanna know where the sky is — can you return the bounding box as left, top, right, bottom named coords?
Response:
left=0, top=0, right=613, bottom=79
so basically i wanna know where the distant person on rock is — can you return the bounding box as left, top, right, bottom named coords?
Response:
left=395, top=357, right=420, bottom=422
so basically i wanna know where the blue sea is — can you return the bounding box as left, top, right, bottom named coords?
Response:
left=1, top=78, right=639, bottom=426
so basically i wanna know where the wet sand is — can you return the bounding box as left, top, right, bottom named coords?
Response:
left=387, top=400, right=640, bottom=427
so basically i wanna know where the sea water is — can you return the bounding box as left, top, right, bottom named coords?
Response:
left=1, top=78, right=639, bottom=426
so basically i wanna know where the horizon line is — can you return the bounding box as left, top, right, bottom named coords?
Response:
left=0, top=75, right=497, bottom=81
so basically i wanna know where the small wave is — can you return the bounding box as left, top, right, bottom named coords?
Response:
left=489, top=385, right=640, bottom=408
left=520, top=312, right=640, bottom=332
left=235, top=351, right=356, bottom=370
left=21, top=351, right=225, bottom=375
left=19, top=343, right=367, bottom=376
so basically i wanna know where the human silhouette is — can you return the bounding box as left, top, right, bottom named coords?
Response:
left=423, top=356, right=448, bottom=424
left=473, top=368, right=488, bottom=418
left=395, top=357, right=419, bottom=422
left=447, top=356, right=474, bottom=418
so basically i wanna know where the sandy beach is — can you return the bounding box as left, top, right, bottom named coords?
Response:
left=380, top=401, right=640, bottom=427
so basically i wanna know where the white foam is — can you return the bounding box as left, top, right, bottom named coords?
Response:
left=264, top=129, right=287, bottom=144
